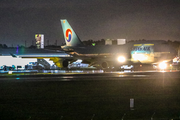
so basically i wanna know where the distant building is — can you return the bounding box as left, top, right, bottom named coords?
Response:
left=117, top=39, right=126, bottom=45
left=105, top=39, right=126, bottom=45
left=105, top=39, right=112, bottom=45
left=35, top=34, right=44, bottom=49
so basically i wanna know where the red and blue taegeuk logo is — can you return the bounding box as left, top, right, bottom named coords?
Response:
left=66, top=29, right=72, bottom=42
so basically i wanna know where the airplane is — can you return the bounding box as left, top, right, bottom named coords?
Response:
left=60, top=19, right=176, bottom=70
left=0, top=48, right=72, bottom=69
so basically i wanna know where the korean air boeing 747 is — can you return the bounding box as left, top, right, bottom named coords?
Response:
left=60, top=19, right=176, bottom=70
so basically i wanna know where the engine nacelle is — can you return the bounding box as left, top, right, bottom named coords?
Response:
left=50, top=57, right=69, bottom=68
left=101, top=61, right=109, bottom=69
left=62, top=60, right=69, bottom=68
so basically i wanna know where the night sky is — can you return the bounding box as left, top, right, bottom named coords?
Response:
left=0, top=0, right=180, bottom=47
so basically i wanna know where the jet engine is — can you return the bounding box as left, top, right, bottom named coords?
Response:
left=62, top=60, right=69, bottom=68
left=50, top=57, right=69, bottom=68
left=101, top=61, right=109, bottom=69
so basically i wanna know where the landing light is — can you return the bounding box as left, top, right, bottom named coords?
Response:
left=159, top=62, right=167, bottom=69
left=118, top=56, right=126, bottom=62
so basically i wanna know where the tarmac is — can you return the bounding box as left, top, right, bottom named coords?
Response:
left=0, top=70, right=180, bottom=119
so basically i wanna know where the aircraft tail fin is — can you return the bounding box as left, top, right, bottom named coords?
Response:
left=61, top=19, right=83, bottom=47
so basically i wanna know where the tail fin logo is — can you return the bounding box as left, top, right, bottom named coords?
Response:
left=66, top=29, right=72, bottom=42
